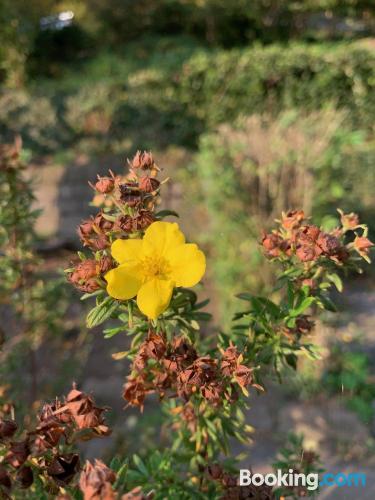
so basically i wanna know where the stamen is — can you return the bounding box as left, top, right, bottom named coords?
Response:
left=140, top=255, right=171, bottom=280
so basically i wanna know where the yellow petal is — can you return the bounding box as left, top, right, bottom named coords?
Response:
left=136, top=278, right=174, bottom=319
left=143, top=221, right=185, bottom=256
left=105, top=264, right=142, bottom=300
left=168, top=243, right=206, bottom=287
left=111, top=238, right=143, bottom=264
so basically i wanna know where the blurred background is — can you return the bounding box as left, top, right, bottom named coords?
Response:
left=1, top=1, right=375, bottom=497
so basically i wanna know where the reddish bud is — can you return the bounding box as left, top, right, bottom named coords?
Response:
left=94, top=176, right=115, bottom=194
left=354, top=236, right=374, bottom=257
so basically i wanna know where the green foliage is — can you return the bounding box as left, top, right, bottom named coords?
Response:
left=1, top=41, right=375, bottom=155
left=192, top=108, right=375, bottom=320
left=273, top=433, right=324, bottom=499
left=323, top=346, right=375, bottom=423
left=0, top=139, right=81, bottom=407
left=122, top=450, right=217, bottom=499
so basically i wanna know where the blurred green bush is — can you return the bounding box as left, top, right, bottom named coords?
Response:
left=1, top=41, right=374, bottom=154
left=191, top=107, right=375, bottom=319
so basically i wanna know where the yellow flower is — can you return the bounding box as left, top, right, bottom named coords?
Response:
left=105, top=221, right=206, bottom=319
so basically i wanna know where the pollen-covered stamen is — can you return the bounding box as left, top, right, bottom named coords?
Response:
left=140, top=255, right=171, bottom=281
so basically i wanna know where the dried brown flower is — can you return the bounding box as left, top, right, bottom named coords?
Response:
left=261, top=232, right=290, bottom=258
left=0, top=465, right=11, bottom=490
left=0, top=136, right=23, bottom=171
left=123, top=376, right=148, bottom=409
left=47, top=453, right=80, bottom=485
left=295, top=315, right=315, bottom=335
left=6, top=440, right=30, bottom=468
left=131, top=151, right=155, bottom=170
left=139, top=176, right=160, bottom=193
left=68, top=260, right=100, bottom=293
left=133, top=210, right=155, bottom=231
left=338, top=209, right=360, bottom=231
left=64, top=387, right=110, bottom=435
left=316, top=232, right=341, bottom=256
left=221, top=345, right=242, bottom=377
left=94, top=176, right=115, bottom=194
left=79, top=459, right=116, bottom=500
left=16, top=466, right=33, bottom=489
left=119, top=183, right=142, bottom=207
left=281, top=210, right=305, bottom=231
left=353, top=236, right=374, bottom=258
left=234, top=365, right=254, bottom=388
left=78, top=213, right=112, bottom=250
left=114, top=215, right=134, bottom=233
left=207, top=463, right=224, bottom=480
left=98, top=256, right=114, bottom=274
left=0, top=419, right=18, bottom=439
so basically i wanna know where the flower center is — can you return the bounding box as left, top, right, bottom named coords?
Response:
left=140, top=255, right=171, bottom=281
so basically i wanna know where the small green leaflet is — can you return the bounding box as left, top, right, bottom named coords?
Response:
left=86, top=296, right=119, bottom=328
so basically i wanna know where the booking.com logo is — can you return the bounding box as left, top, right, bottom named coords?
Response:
left=239, top=469, right=366, bottom=491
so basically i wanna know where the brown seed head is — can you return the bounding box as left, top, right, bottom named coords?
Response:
left=6, top=440, right=30, bottom=468
left=0, top=418, right=18, bottom=439
left=131, top=151, right=155, bottom=170
left=47, top=454, right=80, bottom=485
left=94, top=176, right=115, bottom=194
left=139, top=176, right=160, bottom=193
left=16, top=466, right=33, bottom=489
left=79, top=459, right=116, bottom=500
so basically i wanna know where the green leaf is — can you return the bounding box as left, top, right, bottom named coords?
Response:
left=236, top=292, right=253, bottom=301
left=133, top=455, right=148, bottom=476
left=104, top=326, right=125, bottom=338
left=86, top=296, right=119, bottom=328
left=327, top=273, right=343, bottom=292
left=290, top=297, right=315, bottom=317
left=318, top=294, right=337, bottom=312
left=155, top=209, right=179, bottom=219
left=80, top=289, right=105, bottom=301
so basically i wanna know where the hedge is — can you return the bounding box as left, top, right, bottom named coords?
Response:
left=1, top=41, right=374, bottom=153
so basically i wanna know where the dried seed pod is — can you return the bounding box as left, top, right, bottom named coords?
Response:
left=139, top=176, right=160, bottom=193
left=0, top=419, right=17, bottom=439
left=119, top=183, right=142, bottom=207
left=16, top=466, right=33, bottom=489
left=94, top=176, right=115, bottom=194
left=0, top=465, right=11, bottom=490
left=131, top=151, right=155, bottom=170
left=47, top=454, right=80, bottom=485
left=79, top=459, right=116, bottom=500
left=114, top=215, right=134, bottom=233
left=133, top=210, right=155, bottom=231
left=6, top=440, right=30, bottom=468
